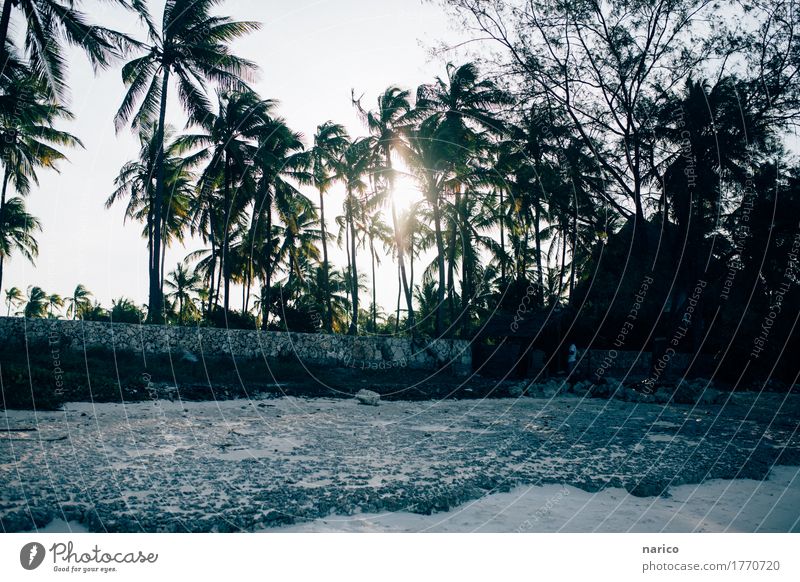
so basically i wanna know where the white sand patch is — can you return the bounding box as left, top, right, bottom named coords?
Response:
left=275, top=466, right=800, bottom=533
left=24, top=519, right=90, bottom=533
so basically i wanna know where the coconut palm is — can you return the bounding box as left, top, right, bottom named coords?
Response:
left=46, top=292, right=63, bottom=318
left=361, top=210, right=393, bottom=333
left=0, top=0, right=133, bottom=100
left=106, top=122, right=194, bottom=295
left=0, top=64, right=81, bottom=290
left=338, top=137, right=372, bottom=335
left=274, top=193, right=321, bottom=296
left=0, top=197, right=40, bottom=287
left=353, top=86, right=418, bottom=331
left=65, top=283, right=92, bottom=320
left=114, top=0, right=259, bottom=322
left=165, top=261, right=201, bottom=324
left=306, top=121, right=348, bottom=332
left=23, top=285, right=46, bottom=318
left=4, top=285, right=21, bottom=315
left=401, top=117, right=448, bottom=335
left=245, top=115, right=307, bottom=318
left=414, top=62, right=510, bottom=334
left=177, top=90, right=276, bottom=314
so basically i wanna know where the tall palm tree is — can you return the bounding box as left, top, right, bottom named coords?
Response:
left=23, top=284, right=46, bottom=318
left=65, top=283, right=92, bottom=320
left=414, top=62, right=510, bottom=335
left=165, top=261, right=200, bottom=324
left=246, top=115, right=307, bottom=319
left=274, top=195, right=321, bottom=296
left=4, top=285, right=21, bottom=315
left=0, top=0, right=133, bottom=100
left=178, top=90, right=275, bottom=314
left=0, top=196, right=40, bottom=286
left=306, top=121, right=348, bottom=332
left=362, top=210, right=392, bottom=333
left=402, top=117, right=448, bottom=335
left=0, top=63, right=81, bottom=291
left=353, top=86, right=418, bottom=331
left=115, top=0, right=259, bottom=322
left=106, top=122, right=194, bottom=297
left=338, top=137, right=372, bottom=335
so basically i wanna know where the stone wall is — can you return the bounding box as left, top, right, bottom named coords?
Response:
left=0, top=317, right=472, bottom=376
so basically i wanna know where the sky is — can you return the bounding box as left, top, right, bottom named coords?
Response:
left=4, top=0, right=465, bottom=315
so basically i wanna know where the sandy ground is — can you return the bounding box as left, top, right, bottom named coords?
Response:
left=276, top=466, right=800, bottom=532
left=2, top=392, right=799, bottom=532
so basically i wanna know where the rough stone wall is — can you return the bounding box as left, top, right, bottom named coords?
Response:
left=0, top=317, right=472, bottom=376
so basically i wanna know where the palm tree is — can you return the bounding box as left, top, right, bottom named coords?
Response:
left=246, top=115, right=307, bottom=319
left=402, top=117, right=448, bottom=335
left=178, top=90, right=275, bottom=314
left=0, top=0, right=133, bottom=100
left=23, top=285, right=46, bottom=318
left=338, top=137, right=372, bottom=335
left=65, top=284, right=92, bottom=320
left=106, top=122, right=194, bottom=297
left=0, top=64, right=81, bottom=291
left=4, top=285, right=21, bottom=315
left=115, top=0, right=259, bottom=323
left=274, top=197, right=321, bottom=303
left=0, top=197, right=40, bottom=286
left=46, top=292, right=63, bottom=318
left=415, top=62, right=510, bottom=335
left=353, top=86, right=418, bottom=331
left=306, top=121, right=348, bottom=331
left=362, top=210, right=393, bottom=333
left=165, top=261, right=200, bottom=324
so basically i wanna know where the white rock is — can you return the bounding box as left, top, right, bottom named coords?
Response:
left=355, top=389, right=381, bottom=406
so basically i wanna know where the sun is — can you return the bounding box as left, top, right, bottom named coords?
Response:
left=389, top=172, right=424, bottom=216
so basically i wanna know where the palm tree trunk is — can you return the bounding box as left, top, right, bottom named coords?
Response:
left=559, top=230, right=567, bottom=300
left=0, top=165, right=9, bottom=292
left=213, top=252, right=223, bottom=312
left=395, top=265, right=401, bottom=333
left=460, top=218, right=470, bottom=338
left=499, top=189, right=506, bottom=285
left=146, top=205, right=154, bottom=285
left=569, top=204, right=578, bottom=303
left=533, top=201, right=544, bottom=306
left=446, top=196, right=458, bottom=326
left=149, top=67, right=171, bottom=323
left=386, top=155, right=415, bottom=332
left=222, top=154, right=232, bottom=314
left=207, top=219, right=217, bottom=318
left=160, top=229, right=167, bottom=299
left=0, top=164, right=9, bottom=218
left=409, top=232, right=415, bottom=291
left=261, top=192, right=273, bottom=331
left=370, top=236, right=377, bottom=332
left=0, top=0, right=13, bottom=71
left=318, top=188, right=333, bottom=332
left=432, top=193, right=446, bottom=336
left=347, top=190, right=358, bottom=335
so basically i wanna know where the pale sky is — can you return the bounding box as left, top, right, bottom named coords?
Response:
left=5, top=0, right=464, bottom=315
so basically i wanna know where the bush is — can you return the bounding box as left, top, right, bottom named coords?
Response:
left=110, top=298, right=145, bottom=324
left=206, top=307, right=257, bottom=330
